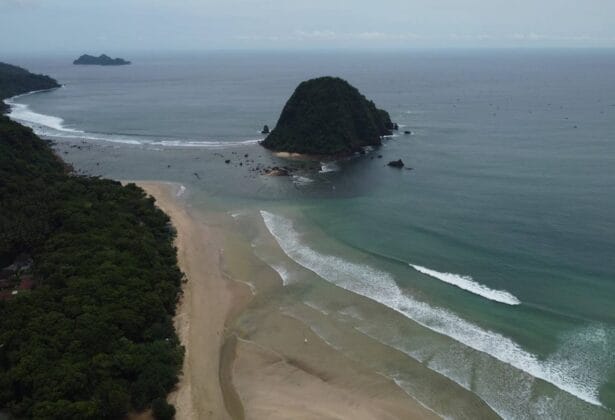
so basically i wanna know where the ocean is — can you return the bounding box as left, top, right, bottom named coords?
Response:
left=5, top=49, right=615, bottom=419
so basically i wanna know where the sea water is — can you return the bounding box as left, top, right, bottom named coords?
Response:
left=6, top=49, right=615, bottom=418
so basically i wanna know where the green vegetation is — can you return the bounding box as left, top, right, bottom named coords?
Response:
left=0, top=62, right=60, bottom=114
left=0, top=114, right=183, bottom=418
left=73, top=54, right=131, bottom=66
left=261, top=76, right=394, bottom=156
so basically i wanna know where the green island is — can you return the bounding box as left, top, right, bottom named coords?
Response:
left=73, top=54, right=131, bottom=66
left=261, top=76, right=396, bottom=156
left=0, top=67, right=182, bottom=419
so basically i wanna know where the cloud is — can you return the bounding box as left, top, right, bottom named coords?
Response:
left=509, top=32, right=615, bottom=42
left=0, top=0, right=40, bottom=8
left=235, top=29, right=615, bottom=46
left=236, top=30, right=424, bottom=42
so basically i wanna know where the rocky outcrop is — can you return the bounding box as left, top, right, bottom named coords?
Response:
left=387, top=159, right=404, bottom=168
left=261, top=77, right=394, bottom=156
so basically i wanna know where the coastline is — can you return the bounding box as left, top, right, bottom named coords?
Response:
left=136, top=181, right=249, bottom=419
left=4, top=52, right=612, bottom=418
left=272, top=150, right=367, bottom=161
left=138, top=181, right=442, bottom=420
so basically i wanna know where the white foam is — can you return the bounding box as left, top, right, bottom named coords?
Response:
left=319, top=161, right=339, bottom=173
left=176, top=185, right=187, bottom=198
left=6, top=91, right=261, bottom=149
left=337, top=305, right=365, bottom=321
left=7, top=95, right=83, bottom=134
left=409, top=263, right=520, bottom=305
left=292, top=175, right=314, bottom=185
left=150, top=139, right=260, bottom=148
left=260, top=210, right=605, bottom=407
left=304, top=300, right=330, bottom=316
left=230, top=211, right=245, bottom=219
left=391, top=377, right=449, bottom=419
left=270, top=263, right=293, bottom=286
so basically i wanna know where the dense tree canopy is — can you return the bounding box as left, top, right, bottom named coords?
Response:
left=0, top=62, right=60, bottom=114
left=73, top=55, right=131, bottom=66
left=261, top=76, right=394, bottom=155
left=0, top=114, right=183, bottom=419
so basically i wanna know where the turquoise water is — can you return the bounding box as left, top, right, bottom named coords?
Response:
left=6, top=50, right=615, bottom=418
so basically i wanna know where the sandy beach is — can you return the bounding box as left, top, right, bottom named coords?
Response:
left=138, top=182, right=241, bottom=419
left=138, top=181, right=441, bottom=420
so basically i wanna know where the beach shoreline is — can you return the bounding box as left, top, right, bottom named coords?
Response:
left=136, top=181, right=249, bottom=420
left=137, top=181, right=443, bottom=420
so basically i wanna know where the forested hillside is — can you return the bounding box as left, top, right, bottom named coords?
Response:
left=0, top=62, right=60, bottom=114
left=0, top=115, right=183, bottom=419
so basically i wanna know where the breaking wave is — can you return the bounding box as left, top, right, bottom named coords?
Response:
left=6, top=91, right=260, bottom=149
left=409, top=263, right=520, bottom=305
left=260, top=210, right=606, bottom=407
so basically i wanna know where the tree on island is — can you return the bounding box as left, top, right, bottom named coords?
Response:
left=261, top=76, right=395, bottom=156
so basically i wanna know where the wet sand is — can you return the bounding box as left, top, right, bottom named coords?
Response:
left=138, top=181, right=244, bottom=419
left=138, top=181, right=443, bottom=420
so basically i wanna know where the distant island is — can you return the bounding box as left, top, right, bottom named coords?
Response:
left=261, top=76, right=396, bottom=156
left=0, top=62, right=60, bottom=113
left=73, top=54, right=131, bottom=66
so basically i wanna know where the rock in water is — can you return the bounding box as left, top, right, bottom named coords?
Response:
left=261, top=77, right=394, bottom=156
left=261, top=125, right=270, bottom=134
left=265, top=167, right=290, bottom=176
left=387, top=159, right=404, bottom=168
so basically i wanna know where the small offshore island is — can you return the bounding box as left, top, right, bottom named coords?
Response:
left=73, top=54, right=131, bottom=66
left=261, top=76, right=397, bottom=157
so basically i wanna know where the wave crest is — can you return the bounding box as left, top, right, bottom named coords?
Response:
left=409, top=263, right=520, bottom=305
left=260, top=210, right=605, bottom=407
left=6, top=91, right=260, bottom=149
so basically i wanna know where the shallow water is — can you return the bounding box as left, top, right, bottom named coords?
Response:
left=6, top=50, right=615, bottom=418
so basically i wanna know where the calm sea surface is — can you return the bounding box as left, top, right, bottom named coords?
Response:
left=6, top=50, right=615, bottom=418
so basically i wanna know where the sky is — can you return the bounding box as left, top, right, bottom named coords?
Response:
left=1, top=0, right=615, bottom=53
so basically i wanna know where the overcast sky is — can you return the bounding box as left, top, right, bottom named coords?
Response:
left=2, top=0, right=615, bottom=53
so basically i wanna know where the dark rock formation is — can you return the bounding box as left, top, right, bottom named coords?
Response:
left=261, top=125, right=270, bottom=134
left=404, top=130, right=412, bottom=135
left=261, top=76, right=394, bottom=156
left=73, top=54, right=131, bottom=66
left=387, top=159, right=405, bottom=168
